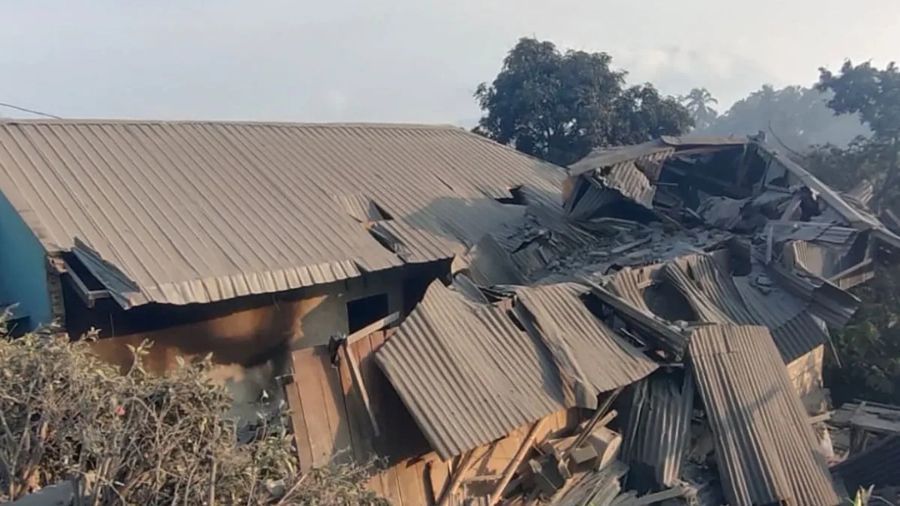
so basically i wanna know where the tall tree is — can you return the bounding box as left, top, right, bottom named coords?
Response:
left=818, top=61, right=900, bottom=211
left=803, top=61, right=900, bottom=406
left=679, top=88, right=718, bottom=130
left=475, top=38, right=692, bottom=166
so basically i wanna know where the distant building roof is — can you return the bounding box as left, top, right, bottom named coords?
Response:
left=0, top=120, right=564, bottom=307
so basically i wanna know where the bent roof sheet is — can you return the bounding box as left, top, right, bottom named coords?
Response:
left=514, top=283, right=658, bottom=407
left=0, top=120, right=564, bottom=306
left=374, top=281, right=567, bottom=459
left=689, top=324, right=839, bottom=506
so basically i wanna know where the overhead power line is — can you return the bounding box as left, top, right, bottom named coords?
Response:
left=0, top=101, right=62, bottom=119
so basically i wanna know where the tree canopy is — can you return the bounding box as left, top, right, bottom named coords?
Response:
left=697, top=84, right=868, bottom=152
left=474, top=38, right=692, bottom=166
left=818, top=61, right=900, bottom=211
left=803, top=60, right=900, bottom=405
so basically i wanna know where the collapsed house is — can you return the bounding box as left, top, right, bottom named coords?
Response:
left=0, top=122, right=897, bottom=504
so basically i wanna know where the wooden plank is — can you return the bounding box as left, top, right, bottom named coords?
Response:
left=366, top=473, right=386, bottom=499
left=316, top=346, right=353, bottom=464
left=291, top=348, right=333, bottom=467
left=488, top=420, right=547, bottom=505
left=347, top=312, right=399, bottom=344
left=397, top=460, right=428, bottom=506
left=344, top=342, right=381, bottom=437
left=379, top=465, right=404, bottom=506
left=355, top=334, right=385, bottom=457
left=427, top=457, right=451, bottom=506
left=284, top=355, right=313, bottom=470
left=336, top=345, right=371, bottom=463
left=438, top=450, right=478, bottom=506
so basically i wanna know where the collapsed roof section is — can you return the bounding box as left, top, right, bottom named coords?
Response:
left=375, top=279, right=657, bottom=460
left=374, top=135, right=900, bottom=503
left=0, top=120, right=564, bottom=307
left=458, top=135, right=899, bottom=362
left=689, top=324, right=839, bottom=506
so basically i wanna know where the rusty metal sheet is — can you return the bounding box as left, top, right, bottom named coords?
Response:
left=689, top=324, right=839, bottom=506
left=0, top=120, right=564, bottom=307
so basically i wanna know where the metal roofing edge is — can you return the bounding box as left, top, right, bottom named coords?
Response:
left=689, top=324, right=839, bottom=506
left=374, top=281, right=567, bottom=459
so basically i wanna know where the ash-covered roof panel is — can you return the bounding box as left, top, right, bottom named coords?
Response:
left=374, top=281, right=567, bottom=459
left=514, top=283, right=658, bottom=407
left=0, top=120, right=564, bottom=306
left=689, top=324, right=839, bottom=506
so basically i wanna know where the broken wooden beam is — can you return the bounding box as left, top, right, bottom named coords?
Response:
left=346, top=312, right=399, bottom=345
left=340, top=342, right=380, bottom=437
left=488, top=419, right=547, bottom=505
left=437, top=449, right=479, bottom=506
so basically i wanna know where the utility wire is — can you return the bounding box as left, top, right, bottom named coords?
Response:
left=0, top=102, right=62, bottom=119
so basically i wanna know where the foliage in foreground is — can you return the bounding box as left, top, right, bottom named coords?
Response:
left=0, top=325, right=386, bottom=505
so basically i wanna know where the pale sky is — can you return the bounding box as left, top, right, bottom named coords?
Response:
left=2, top=0, right=899, bottom=125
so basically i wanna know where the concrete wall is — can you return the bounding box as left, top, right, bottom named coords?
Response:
left=0, top=191, right=51, bottom=329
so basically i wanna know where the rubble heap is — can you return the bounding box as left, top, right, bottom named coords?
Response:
left=374, top=135, right=900, bottom=505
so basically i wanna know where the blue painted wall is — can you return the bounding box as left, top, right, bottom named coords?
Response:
left=0, top=191, right=52, bottom=329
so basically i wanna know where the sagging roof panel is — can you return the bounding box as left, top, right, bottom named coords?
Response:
left=0, top=120, right=564, bottom=306
left=513, top=283, right=658, bottom=407
left=689, top=324, right=839, bottom=506
left=374, top=281, right=566, bottom=459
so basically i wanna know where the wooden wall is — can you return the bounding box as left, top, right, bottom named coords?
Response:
left=282, top=330, right=581, bottom=505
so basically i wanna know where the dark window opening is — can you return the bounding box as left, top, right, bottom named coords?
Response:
left=347, top=293, right=390, bottom=333
left=61, top=252, right=106, bottom=291
left=494, top=186, right=527, bottom=206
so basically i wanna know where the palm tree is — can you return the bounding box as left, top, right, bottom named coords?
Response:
left=679, top=88, right=719, bottom=130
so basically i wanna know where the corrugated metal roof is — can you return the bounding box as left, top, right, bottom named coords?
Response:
left=513, top=283, right=658, bottom=408
left=374, top=281, right=567, bottom=459
left=660, top=135, right=748, bottom=147
left=768, top=221, right=858, bottom=246
left=661, top=255, right=756, bottom=325
left=689, top=324, right=839, bottom=506
left=605, top=265, right=657, bottom=315
left=733, top=276, right=829, bottom=362
left=767, top=261, right=859, bottom=328
left=604, top=254, right=829, bottom=362
left=583, top=277, right=687, bottom=356
left=622, top=370, right=693, bottom=491
left=831, top=435, right=900, bottom=494
left=601, top=163, right=656, bottom=209
left=0, top=120, right=563, bottom=307
left=568, top=140, right=674, bottom=177
left=760, top=146, right=899, bottom=247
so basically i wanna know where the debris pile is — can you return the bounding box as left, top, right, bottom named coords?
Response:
left=371, top=135, right=900, bottom=504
